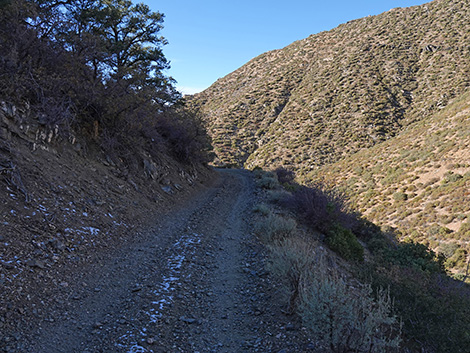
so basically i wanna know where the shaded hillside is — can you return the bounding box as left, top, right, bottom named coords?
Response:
left=253, top=168, right=470, bottom=353
left=0, top=1, right=214, bottom=345
left=191, top=0, right=470, bottom=170
left=310, top=91, right=470, bottom=275
left=0, top=99, right=214, bottom=349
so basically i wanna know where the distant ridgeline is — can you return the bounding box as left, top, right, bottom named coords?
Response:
left=191, top=0, right=470, bottom=171
left=190, top=0, right=470, bottom=275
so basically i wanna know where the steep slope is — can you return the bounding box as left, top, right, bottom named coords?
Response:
left=0, top=101, right=213, bottom=349
left=191, top=0, right=470, bottom=170
left=310, top=90, right=470, bottom=273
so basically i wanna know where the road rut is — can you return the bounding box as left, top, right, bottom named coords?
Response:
left=22, top=169, right=312, bottom=353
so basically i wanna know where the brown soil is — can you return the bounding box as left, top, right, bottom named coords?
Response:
left=2, top=169, right=314, bottom=352
left=0, top=110, right=314, bottom=352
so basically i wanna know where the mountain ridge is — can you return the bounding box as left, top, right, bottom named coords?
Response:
left=190, top=0, right=470, bottom=275
left=191, top=0, right=470, bottom=171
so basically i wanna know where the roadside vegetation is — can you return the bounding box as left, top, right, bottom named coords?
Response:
left=253, top=167, right=470, bottom=353
left=0, top=0, right=211, bottom=169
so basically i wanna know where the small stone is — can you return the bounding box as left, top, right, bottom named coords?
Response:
left=146, top=337, right=155, bottom=345
left=285, top=323, right=295, bottom=331
left=179, top=316, right=196, bottom=324
left=49, top=238, right=65, bottom=251
left=161, top=186, right=173, bottom=194
left=1, top=262, right=14, bottom=270
left=131, top=285, right=142, bottom=292
left=25, top=259, right=46, bottom=269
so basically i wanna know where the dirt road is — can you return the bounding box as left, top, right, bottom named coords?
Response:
left=19, top=169, right=312, bottom=353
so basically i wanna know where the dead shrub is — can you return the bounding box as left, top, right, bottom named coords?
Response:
left=282, top=184, right=358, bottom=234
left=254, top=212, right=296, bottom=244
left=268, top=236, right=316, bottom=313
left=299, top=262, right=401, bottom=353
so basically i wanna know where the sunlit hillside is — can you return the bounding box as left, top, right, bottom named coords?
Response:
left=192, top=0, right=470, bottom=171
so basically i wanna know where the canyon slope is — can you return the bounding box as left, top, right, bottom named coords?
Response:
left=191, top=0, right=470, bottom=173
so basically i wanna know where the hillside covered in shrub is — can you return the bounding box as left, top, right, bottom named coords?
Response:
left=254, top=168, right=470, bottom=353
left=311, top=91, right=470, bottom=277
left=191, top=0, right=470, bottom=171
left=191, top=0, right=470, bottom=276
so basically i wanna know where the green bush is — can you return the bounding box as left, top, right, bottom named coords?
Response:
left=326, top=223, right=364, bottom=262
left=427, top=224, right=452, bottom=237
left=457, top=222, right=470, bottom=238
left=446, top=248, right=468, bottom=269
left=256, top=172, right=279, bottom=189
left=443, top=171, right=463, bottom=183
left=252, top=203, right=270, bottom=216
left=383, top=240, right=445, bottom=274
left=393, top=192, right=408, bottom=202
left=266, top=189, right=291, bottom=204
left=439, top=242, right=459, bottom=259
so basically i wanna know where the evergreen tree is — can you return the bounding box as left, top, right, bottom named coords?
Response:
left=25, top=0, right=178, bottom=102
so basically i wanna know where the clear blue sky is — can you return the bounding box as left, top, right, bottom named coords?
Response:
left=147, top=0, right=431, bottom=95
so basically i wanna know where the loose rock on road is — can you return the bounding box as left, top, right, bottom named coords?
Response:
left=22, top=169, right=313, bottom=352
